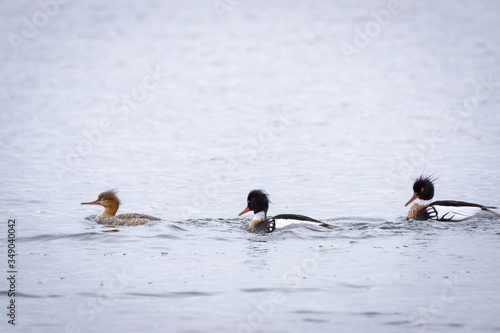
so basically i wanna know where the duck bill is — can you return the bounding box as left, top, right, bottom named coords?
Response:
left=81, top=200, right=100, bottom=205
left=405, top=193, right=419, bottom=207
left=239, top=207, right=251, bottom=216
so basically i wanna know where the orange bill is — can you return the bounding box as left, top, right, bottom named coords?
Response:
left=81, top=200, right=100, bottom=205
left=239, top=207, right=250, bottom=216
left=405, top=193, right=419, bottom=207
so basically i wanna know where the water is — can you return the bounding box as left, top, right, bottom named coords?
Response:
left=1, top=0, right=500, bottom=332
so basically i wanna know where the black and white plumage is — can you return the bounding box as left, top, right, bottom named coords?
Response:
left=238, top=190, right=333, bottom=232
left=405, top=175, right=500, bottom=221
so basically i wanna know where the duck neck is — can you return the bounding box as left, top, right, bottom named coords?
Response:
left=249, top=211, right=267, bottom=229
left=101, top=203, right=119, bottom=217
left=414, top=198, right=431, bottom=206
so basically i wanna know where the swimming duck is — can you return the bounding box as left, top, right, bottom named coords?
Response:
left=239, top=189, right=333, bottom=232
left=81, top=189, right=161, bottom=226
left=405, top=175, right=500, bottom=221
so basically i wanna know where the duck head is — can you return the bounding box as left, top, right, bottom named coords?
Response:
left=239, top=189, right=270, bottom=221
left=405, top=175, right=436, bottom=207
left=81, top=189, right=121, bottom=217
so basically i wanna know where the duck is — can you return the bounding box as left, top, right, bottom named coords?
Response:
left=81, top=189, right=161, bottom=226
left=238, top=189, right=333, bottom=232
left=405, top=175, right=500, bottom=221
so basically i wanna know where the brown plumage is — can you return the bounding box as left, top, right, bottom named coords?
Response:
left=81, top=189, right=161, bottom=226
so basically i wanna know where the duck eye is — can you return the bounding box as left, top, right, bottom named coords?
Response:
left=420, top=188, right=424, bottom=192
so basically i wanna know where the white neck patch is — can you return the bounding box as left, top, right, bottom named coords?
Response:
left=251, top=211, right=266, bottom=223
left=412, top=198, right=431, bottom=206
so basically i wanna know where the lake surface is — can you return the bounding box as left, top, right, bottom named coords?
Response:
left=1, top=1, right=500, bottom=332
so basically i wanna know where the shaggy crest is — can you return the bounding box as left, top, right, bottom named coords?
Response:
left=97, top=189, right=121, bottom=207
left=412, top=174, right=438, bottom=201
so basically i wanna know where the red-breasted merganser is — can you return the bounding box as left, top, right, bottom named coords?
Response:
left=81, top=189, right=161, bottom=226
left=405, top=175, right=500, bottom=221
left=238, top=189, right=333, bottom=232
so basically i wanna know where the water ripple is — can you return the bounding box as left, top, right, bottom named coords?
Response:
left=125, top=291, right=213, bottom=298
left=0, top=291, right=61, bottom=298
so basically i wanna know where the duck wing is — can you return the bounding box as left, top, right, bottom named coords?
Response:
left=271, top=214, right=334, bottom=230
left=427, top=201, right=497, bottom=221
